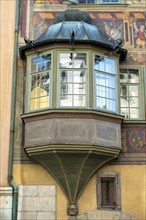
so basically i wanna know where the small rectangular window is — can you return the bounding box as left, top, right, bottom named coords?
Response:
left=101, top=177, right=116, bottom=208
left=97, top=173, right=121, bottom=210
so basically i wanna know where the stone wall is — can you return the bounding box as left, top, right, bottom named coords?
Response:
left=17, top=185, right=56, bottom=220
left=0, top=187, right=12, bottom=220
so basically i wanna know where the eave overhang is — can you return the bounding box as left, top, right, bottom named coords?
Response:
left=19, top=38, right=127, bottom=62
left=19, top=9, right=127, bottom=61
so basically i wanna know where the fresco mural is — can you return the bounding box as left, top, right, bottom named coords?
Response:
left=21, top=0, right=146, bottom=52
left=122, top=127, right=146, bottom=153
left=122, top=52, right=146, bottom=65
left=134, top=20, right=146, bottom=49
left=32, top=11, right=146, bottom=48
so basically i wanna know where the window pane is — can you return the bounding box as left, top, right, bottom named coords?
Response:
left=130, top=108, right=139, bottom=119
left=94, top=60, right=104, bottom=71
left=120, top=72, right=128, bottom=83
left=120, top=68, right=141, bottom=119
left=107, top=99, right=116, bottom=111
left=30, top=96, right=49, bottom=110
left=96, top=97, right=106, bottom=109
left=60, top=53, right=86, bottom=69
left=97, top=86, right=106, bottom=97
left=96, top=74, right=105, bottom=86
left=95, top=54, right=117, bottom=113
left=129, top=69, right=139, bottom=83
left=106, top=75, right=115, bottom=88
left=105, top=58, right=115, bottom=74
left=59, top=69, right=86, bottom=107
left=106, top=88, right=115, bottom=99
left=29, top=54, right=51, bottom=111
left=31, top=54, right=51, bottom=73
left=120, top=108, right=129, bottom=118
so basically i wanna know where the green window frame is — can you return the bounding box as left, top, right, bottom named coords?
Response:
left=120, top=68, right=142, bottom=119
left=57, top=52, right=88, bottom=108
left=28, top=53, right=52, bottom=112
left=94, top=54, right=118, bottom=113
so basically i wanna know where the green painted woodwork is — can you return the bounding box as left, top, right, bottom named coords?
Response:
left=25, top=145, right=120, bottom=207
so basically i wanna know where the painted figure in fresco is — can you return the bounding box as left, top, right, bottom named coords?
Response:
left=33, top=15, right=50, bottom=39
left=103, top=21, right=123, bottom=42
left=134, top=21, right=146, bottom=48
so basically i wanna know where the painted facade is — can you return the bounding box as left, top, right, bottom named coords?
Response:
left=1, top=0, right=146, bottom=220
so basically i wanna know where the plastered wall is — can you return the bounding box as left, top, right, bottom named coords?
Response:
left=13, top=164, right=146, bottom=220
left=0, top=0, right=16, bottom=186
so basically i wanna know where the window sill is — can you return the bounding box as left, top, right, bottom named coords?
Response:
left=123, top=120, right=146, bottom=124
left=21, top=108, right=124, bottom=124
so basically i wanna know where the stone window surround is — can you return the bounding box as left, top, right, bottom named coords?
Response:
left=96, top=172, right=121, bottom=211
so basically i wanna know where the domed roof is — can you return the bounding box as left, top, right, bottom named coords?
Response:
left=34, top=20, right=112, bottom=46
left=19, top=9, right=127, bottom=61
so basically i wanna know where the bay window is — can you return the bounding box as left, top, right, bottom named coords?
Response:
left=26, top=49, right=124, bottom=116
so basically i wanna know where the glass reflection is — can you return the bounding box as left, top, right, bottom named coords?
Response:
left=31, top=54, right=51, bottom=73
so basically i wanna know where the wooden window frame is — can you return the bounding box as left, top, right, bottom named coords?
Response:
left=96, top=172, right=121, bottom=211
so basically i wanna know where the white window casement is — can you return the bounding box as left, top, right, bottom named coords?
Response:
left=58, top=52, right=88, bottom=108
left=28, top=53, right=52, bottom=112
left=120, top=68, right=142, bottom=119
left=94, top=55, right=118, bottom=113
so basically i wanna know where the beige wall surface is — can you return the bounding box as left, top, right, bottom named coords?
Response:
left=13, top=164, right=146, bottom=220
left=0, top=0, right=16, bottom=186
